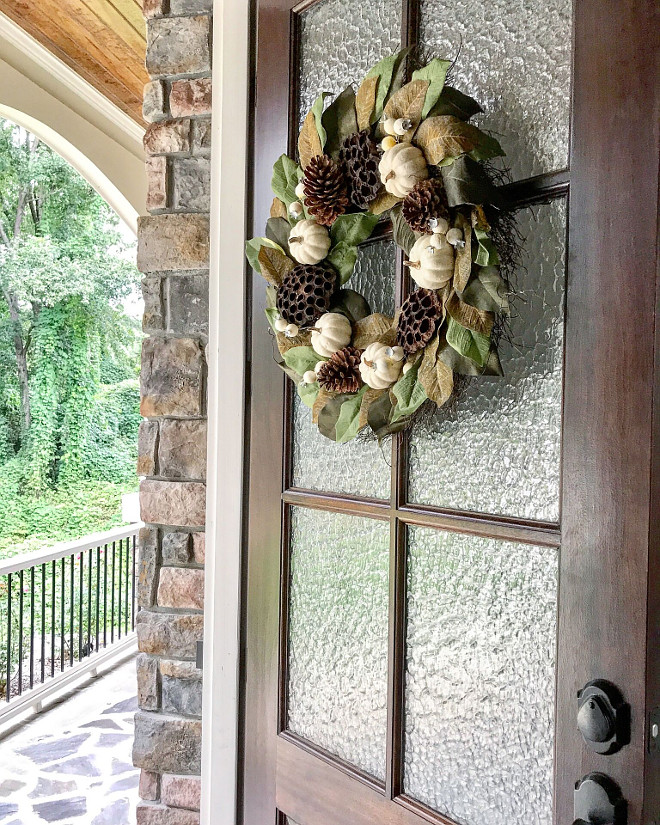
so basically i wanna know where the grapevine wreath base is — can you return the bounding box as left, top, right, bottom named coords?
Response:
left=246, top=49, right=513, bottom=444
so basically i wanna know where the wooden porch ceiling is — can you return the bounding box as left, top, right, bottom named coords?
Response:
left=0, top=0, right=148, bottom=124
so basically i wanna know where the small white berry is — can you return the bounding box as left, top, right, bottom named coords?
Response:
left=285, top=323, right=299, bottom=338
left=302, top=370, right=317, bottom=384
left=393, top=117, right=412, bottom=136
left=381, top=135, right=397, bottom=152
left=446, top=228, right=465, bottom=247
left=274, top=318, right=288, bottom=332
left=314, top=361, right=325, bottom=375
left=383, top=117, right=397, bottom=136
left=431, top=217, right=450, bottom=235
left=289, top=201, right=303, bottom=217
left=295, top=181, right=305, bottom=199
left=403, top=362, right=412, bottom=374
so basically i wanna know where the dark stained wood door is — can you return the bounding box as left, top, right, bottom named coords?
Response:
left=242, top=2, right=660, bottom=824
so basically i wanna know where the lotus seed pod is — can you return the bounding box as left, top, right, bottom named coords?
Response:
left=302, top=370, right=317, bottom=384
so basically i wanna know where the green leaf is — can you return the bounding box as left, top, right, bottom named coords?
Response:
left=446, top=316, right=492, bottom=367
left=326, top=241, right=358, bottom=284
left=438, top=338, right=503, bottom=376
left=427, top=86, right=482, bottom=120
left=473, top=227, right=500, bottom=267
left=441, top=156, right=500, bottom=207
left=322, top=87, right=358, bottom=158
left=330, top=288, right=371, bottom=322
left=411, top=58, right=452, bottom=118
left=265, top=285, right=277, bottom=309
left=461, top=266, right=510, bottom=314
left=311, top=92, right=331, bottom=149
left=265, top=217, right=291, bottom=255
left=283, top=346, right=321, bottom=377
left=391, top=205, right=417, bottom=255
left=365, top=48, right=411, bottom=122
left=271, top=155, right=302, bottom=208
left=297, top=381, right=320, bottom=409
left=335, top=387, right=367, bottom=443
left=330, top=212, right=379, bottom=246
left=468, top=130, right=505, bottom=162
left=265, top=307, right=280, bottom=333
left=316, top=393, right=350, bottom=441
left=245, top=236, right=282, bottom=274
left=391, top=363, right=427, bottom=420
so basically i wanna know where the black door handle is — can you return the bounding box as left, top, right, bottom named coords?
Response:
left=573, top=773, right=627, bottom=825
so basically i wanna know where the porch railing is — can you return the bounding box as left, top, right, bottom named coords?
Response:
left=0, top=524, right=141, bottom=722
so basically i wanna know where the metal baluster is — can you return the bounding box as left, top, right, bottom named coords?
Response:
left=96, top=546, right=100, bottom=654
left=41, top=564, right=46, bottom=684
left=69, top=555, right=74, bottom=668
left=18, top=570, right=23, bottom=695
left=60, top=558, right=65, bottom=672
left=118, top=538, right=123, bottom=640
left=51, top=561, right=55, bottom=679
left=131, top=533, right=137, bottom=631
left=87, top=548, right=92, bottom=656
left=103, top=544, right=108, bottom=649
left=29, top=567, right=35, bottom=689
left=78, top=552, right=84, bottom=661
left=124, top=538, right=129, bottom=636
left=6, top=573, right=11, bottom=702
left=111, top=541, right=116, bottom=644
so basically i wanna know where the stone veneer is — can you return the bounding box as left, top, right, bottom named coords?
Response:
left=133, top=0, right=212, bottom=822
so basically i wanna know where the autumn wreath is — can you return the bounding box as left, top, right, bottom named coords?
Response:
left=246, top=49, right=510, bottom=443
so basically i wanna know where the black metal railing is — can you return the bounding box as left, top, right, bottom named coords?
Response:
left=0, top=525, right=140, bottom=706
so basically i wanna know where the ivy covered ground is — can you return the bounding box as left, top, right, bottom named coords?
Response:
left=0, top=120, right=141, bottom=560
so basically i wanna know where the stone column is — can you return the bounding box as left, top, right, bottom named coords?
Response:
left=133, top=1, right=211, bottom=822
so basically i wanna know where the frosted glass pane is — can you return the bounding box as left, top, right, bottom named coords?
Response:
left=287, top=508, right=389, bottom=779
left=298, top=0, right=401, bottom=125
left=291, top=242, right=395, bottom=498
left=408, top=199, right=566, bottom=521
left=419, top=0, right=572, bottom=180
left=404, top=527, right=557, bottom=825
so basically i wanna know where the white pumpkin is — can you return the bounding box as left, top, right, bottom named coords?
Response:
left=311, top=313, right=352, bottom=358
left=378, top=143, right=428, bottom=198
left=288, top=219, right=331, bottom=265
left=359, top=343, right=405, bottom=390
left=405, top=234, right=454, bottom=290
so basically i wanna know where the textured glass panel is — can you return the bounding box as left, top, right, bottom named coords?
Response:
left=287, top=508, right=389, bottom=779
left=408, top=199, right=566, bottom=521
left=292, top=242, right=395, bottom=498
left=404, top=527, right=557, bottom=825
left=298, top=0, right=401, bottom=125
left=419, top=0, right=572, bottom=180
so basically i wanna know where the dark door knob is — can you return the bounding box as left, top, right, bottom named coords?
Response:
left=578, top=695, right=615, bottom=743
left=573, top=773, right=626, bottom=825
left=577, top=680, right=630, bottom=754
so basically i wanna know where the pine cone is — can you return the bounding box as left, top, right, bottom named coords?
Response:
left=302, top=155, right=349, bottom=226
left=277, top=264, right=337, bottom=328
left=339, top=130, right=382, bottom=209
left=317, top=346, right=363, bottom=393
left=397, top=288, right=444, bottom=355
left=402, top=179, right=450, bottom=233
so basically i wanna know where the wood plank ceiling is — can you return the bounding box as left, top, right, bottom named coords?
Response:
left=0, top=0, right=148, bottom=123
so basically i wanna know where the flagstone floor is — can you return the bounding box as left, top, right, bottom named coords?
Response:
left=0, top=658, right=138, bottom=825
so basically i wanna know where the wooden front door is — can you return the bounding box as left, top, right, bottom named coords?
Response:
left=242, top=2, right=660, bottom=824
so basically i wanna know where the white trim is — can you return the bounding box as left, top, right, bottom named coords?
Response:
left=200, top=0, right=249, bottom=822
left=0, top=10, right=144, bottom=147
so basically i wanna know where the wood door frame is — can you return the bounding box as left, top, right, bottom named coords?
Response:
left=238, top=2, right=660, bottom=825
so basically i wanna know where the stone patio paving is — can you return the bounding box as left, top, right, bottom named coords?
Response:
left=0, top=657, right=138, bottom=824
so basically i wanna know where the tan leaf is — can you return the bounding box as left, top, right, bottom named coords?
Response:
left=358, top=387, right=386, bottom=429
left=452, top=214, right=472, bottom=292
left=276, top=329, right=312, bottom=356
left=355, top=75, right=379, bottom=131
left=312, top=387, right=334, bottom=424
left=415, top=116, right=481, bottom=165
left=384, top=79, right=430, bottom=137
left=418, top=335, right=453, bottom=407
left=258, top=245, right=294, bottom=287
left=298, top=110, right=323, bottom=170
left=471, top=204, right=490, bottom=231
left=368, top=190, right=400, bottom=215
left=353, top=313, right=395, bottom=349
left=270, top=198, right=288, bottom=219
left=446, top=292, right=494, bottom=336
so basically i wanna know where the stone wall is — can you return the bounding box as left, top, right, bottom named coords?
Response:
left=133, top=1, right=212, bottom=822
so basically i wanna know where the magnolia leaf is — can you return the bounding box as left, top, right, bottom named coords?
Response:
left=270, top=197, right=287, bottom=219
left=312, top=387, right=334, bottom=424
left=330, top=288, right=371, bottom=322
left=415, top=116, right=483, bottom=165
left=283, top=345, right=322, bottom=376
left=368, top=190, right=400, bottom=214
left=367, top=390, right=394, bottom=438
left=356, top=75, right=379, bottom=129
left=473, top=226, right=500, bottom=267
left=446, top=316, right=492, bottom=367
left=245, top=236, right=282, bottom=274
left=471, top=204, right=491, bottom=231
left=427, top=85, right=483, bottom=120
left=322, top=87, right=358, bottom=158
left=359, top=387, right=386, bottom=429
left=461, top=267, right=510, bottom=314
left=388, top=47, right=413, bottom=98
left=383, top=79, right=430, bottom=136
left=469, top=131, right=505, bottom=162
left=265, top=307, right=280, bottom=334
left=265, top=285, right=277, bottom=309
left=365, top=48, right=412, bottom=122
left=391, top=205, right=418, bottom=255
left=330, top=212, right=379, bottom=246
left=317, top=392, right=353, bottom=440
left=271, top=154, right=301, bottom=207
left=276, top=330, right=312, bottom=356
left=411, top=58, right=452, bottom=118
left=353, top=313, right=395, bottom=349
left=298, top=110, right=323, bottom=170
left=438, top=336, right=503, bottom=376
left=326, top=241, right=358, bottom=284
left=391, top=363, right=427, bottom=420
left=278, top=361, right=303, bottom=384
left=297, top=381, right=320, bottom=409
left=453, top=215, right=473, bottom=292
left=441, top=156, right=500, bottom=207
left=418, top=335, right=453, bottom=406
left=446, top=292, right=494, bottom=336
left=265, top=217, right=291, bottom=256
left=257, top=245, right=294, bottom=287
left=335, top=386, right=368, bottom=443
